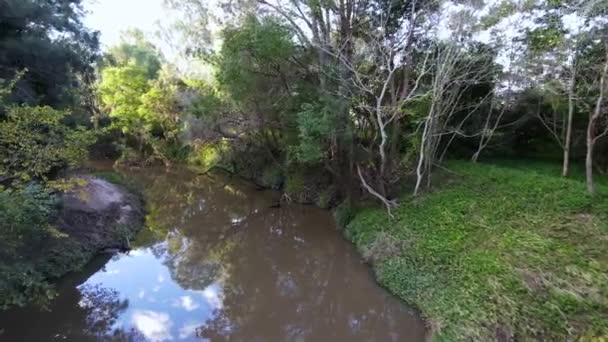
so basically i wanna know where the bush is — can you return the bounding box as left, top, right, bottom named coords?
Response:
left=188, top=143, right=223, bottom=171
left=334, top=200, right=356, bottom=228
left=315, top=186, right=335, bottom=209
left=0, top=184, right=59, bottom=257
left=260, top=165, right=284, bottom=190
left=0, top=106, right=96, bottom=182
left=285, top=170, right=306, bottom=201
left=0, top=184, right=60, bottom=309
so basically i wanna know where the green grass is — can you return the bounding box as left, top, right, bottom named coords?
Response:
left=345, top=160, right=608, bottom=341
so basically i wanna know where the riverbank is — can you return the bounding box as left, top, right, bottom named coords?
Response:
left=0, top=172, right=144, bottom=309
left=344, top=161, right=608, bottom=341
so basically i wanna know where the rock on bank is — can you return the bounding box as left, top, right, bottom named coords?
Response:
left=38, top=175, right=145, bottom=279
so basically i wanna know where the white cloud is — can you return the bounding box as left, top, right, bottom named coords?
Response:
left=178, top=322, right=201, bottom=339
left=179, top=295, right=200, bottom=312
left=131, top=310, right=173, bottom=342
left=202, top=285, right=224, bottom=310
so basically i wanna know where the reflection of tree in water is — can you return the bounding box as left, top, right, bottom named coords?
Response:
left=187, top=207, right=413, bottom=341
left=120, top=166, right=417, bottom=341
left=191, top=208, right=332, bottom=340
left=130, top=167, right=269, bottom=248
left=78, top=284, right=128, bottom=337
left=0, top=255, right=147, bottom=341
left=161, top=230, right=240, bottom=291
left=78, top=284, right=147, bottom=341
left=129, top=166, right=271, bottom=292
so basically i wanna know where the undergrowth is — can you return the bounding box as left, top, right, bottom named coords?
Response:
left=346, top=160, right=608, bottom=341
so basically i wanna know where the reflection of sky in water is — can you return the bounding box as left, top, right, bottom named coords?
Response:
left=78, top=245, right=223, bottom=342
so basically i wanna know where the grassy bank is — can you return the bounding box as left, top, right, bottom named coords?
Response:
left=345, top=161, right=608, bottom=341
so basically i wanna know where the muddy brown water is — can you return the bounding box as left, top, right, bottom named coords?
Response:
left=0, top=165, right=425, bottom=342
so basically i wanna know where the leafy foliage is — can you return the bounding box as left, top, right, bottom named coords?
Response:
left=0, top=0, right=100, bottom=108
left=346, top=161, right=608, bottom=340
left=292, top=102, right=334, bottom=163
left=98, top=35, right=186, bottom=164
left=104, top=29, right=163, bottom=80
left=0, top=184, right=59, bottom=257
left=218, top=15, right=295, bottom=103
left=0, top=106, right=95, bottom=181
left=0, top=184, right=59, bottom=309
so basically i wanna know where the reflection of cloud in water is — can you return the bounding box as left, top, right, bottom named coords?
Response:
left=178, top=321, right=201, bottom=339
left=131, top=310, right=173, bottom=342
left=174, top=295, right=199, bottom=311
left=230, top=215, right=245, bottom=225
left=202, top=283, right=224, bottom=310
left=128, top=249, right=147, bottom=257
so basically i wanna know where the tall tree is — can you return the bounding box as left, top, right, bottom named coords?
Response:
left=0, top=0, right=100, bottom=108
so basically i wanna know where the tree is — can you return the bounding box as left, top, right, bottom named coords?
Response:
left=414, top=42, right=496, bottom=195
left=99, top=63, right=153, bottom=151
left=0, top=0, right=100, bottom=108
left=104, top=29, right=163, bottom=80
left=585, top=38, right=608, bottom=194
left=525, top=0, right=586, bottom=177
left=97, top=32, right=184, bottom=164
left=216, top=15, right=300, bottom=149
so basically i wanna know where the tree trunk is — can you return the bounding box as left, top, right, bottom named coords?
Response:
left=563, top=142, right=571, bottom=177
left=586, top=44, right=608, bottom=194
left=563, top=56, right=576, bottom=177
left=472, top=95, right=495, bottom=163
left=586, top=130, right=595, bottom=194
left=414, top=103, right=434, bottom=196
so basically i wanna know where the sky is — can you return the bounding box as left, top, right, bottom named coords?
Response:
left=83, top=0, right=219, bottom=77
left=83, top=0, right=167, bottom=50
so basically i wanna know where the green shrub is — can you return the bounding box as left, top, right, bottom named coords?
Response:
left=285, top=171, right=305, bottom=197
left=188, top=143, right=224, bottom=171
left=260, top=165, right=284, bottom=190
left=334, top=200, right=356, bottom=228
left=0, top=184, right=60, bottom=309
left=0, top=262, right=55, bottom=309
left=0, top=184, right=59, bottom=257
left=315, top=187, right=335, bottom=209
left=0, top=106, right=96, bottom=182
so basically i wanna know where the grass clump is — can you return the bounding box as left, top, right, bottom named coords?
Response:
left=346, top=160, right=608, bottom=341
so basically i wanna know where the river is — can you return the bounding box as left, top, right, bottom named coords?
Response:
left=0, top=165, right=425, bottom=341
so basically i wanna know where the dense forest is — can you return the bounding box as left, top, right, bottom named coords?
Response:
left=1, top=0, right=608, bottom=340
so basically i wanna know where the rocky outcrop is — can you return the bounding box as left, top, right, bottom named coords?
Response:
left=58, top=175, right=144, bottom=253
left=35, top=175, right=145, bottom=278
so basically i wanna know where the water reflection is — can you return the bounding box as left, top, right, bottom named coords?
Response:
left=0, top=167, right=424, bottom=342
